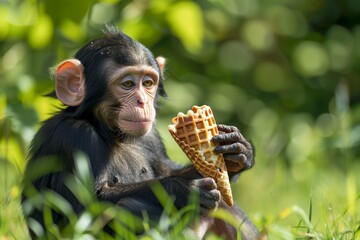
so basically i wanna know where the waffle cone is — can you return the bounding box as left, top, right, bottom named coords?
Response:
left=168, top=105, right=233, bottom=206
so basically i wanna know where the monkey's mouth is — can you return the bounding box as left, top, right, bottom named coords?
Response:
left=119, top=119, right=153, bottom=136
left=120, top=119, right=153, bottom=130
left=122, top=119, right=152, bottom=123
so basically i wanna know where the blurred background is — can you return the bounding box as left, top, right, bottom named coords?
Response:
left=0, top=0, right=359, bottom=238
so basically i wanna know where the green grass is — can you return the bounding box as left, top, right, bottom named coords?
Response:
left=245, top=164, right=360, bottom=240
left=1, top=152, right=359, bottom=239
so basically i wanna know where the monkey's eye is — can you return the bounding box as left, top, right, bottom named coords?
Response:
left=121, top=80, right=135, bottom=88
left=120, top=76, right=135, bottom=89
left=143, top=80, right=154, bottom=87
left=143, top=79, right=154, bottom=88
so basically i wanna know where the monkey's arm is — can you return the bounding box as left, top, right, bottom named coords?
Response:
left=97, top=166, right=220, bottom=218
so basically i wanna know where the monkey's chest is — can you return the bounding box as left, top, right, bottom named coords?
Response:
left=105, top=145, right=156, bottom=184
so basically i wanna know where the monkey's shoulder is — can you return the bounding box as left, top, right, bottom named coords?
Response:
left=29, top=113, right=108, bottom=161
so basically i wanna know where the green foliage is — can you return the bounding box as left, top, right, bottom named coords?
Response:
left=166, top=1, right=203, bottom=53
left=1, top=0, right=360, bottom=239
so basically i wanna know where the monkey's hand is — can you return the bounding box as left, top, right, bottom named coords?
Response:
left=212, top=124, right=255, bottom=178
left=189, top=177, right=221, bottom=215
left=161, top=167, right=221, bottom=215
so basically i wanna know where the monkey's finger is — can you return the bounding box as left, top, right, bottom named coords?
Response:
left=222, top=153, right=247, bottom=162
left=224, top=153, right=254, bottom=170
left=214, top=142, right=248, bottom=154
left=212, top=132, right=243, bottom=143
left=199, top=189, right=220, bottom=210
left=200, top=178, right=217, bottom=190
left=217, top=124, right=239, bottom=133
left=192, top=178, right=217, bottom=190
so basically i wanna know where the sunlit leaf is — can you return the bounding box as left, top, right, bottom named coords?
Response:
left=7, top=0, right=36, bottom=26
left=2, top=43, right=27, bottom=71
left=0, top=6, right=9, bottom=40
left=0, top=137, right=25, bottom=170
left=166, top=1, right=203, bottom=53
left=44, top=191, right=75, bottom=216
left=28, top=13, right=54, bottom=49
left=100, top=0, right=120, bottom=3
left=346, top=173, right=357, bottom=216
left=242, top=19, right=274, bottom=51
left=10, top=185, right=20, bottom=198
left=279, top=207, right=292, bottom=219
left=292, top=41, right=329, bottom=77
left=0, top=94, right=6, bottom=119
left=27, top=218, right=45, bottom=238
left=120, top=20, right=162, bottom=46
left=149, top=0, right=173, bottom=14
left=60, top=20, right=85, bottom=42
left=34, top=96, right=62, bottom=122
left=75, top=212, right=93, bottom=234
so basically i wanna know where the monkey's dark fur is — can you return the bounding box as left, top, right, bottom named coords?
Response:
left=22, top=28, right=258, bottom=239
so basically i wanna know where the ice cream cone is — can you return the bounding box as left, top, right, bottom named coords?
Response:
left=168, top=105, right=233, bottom=206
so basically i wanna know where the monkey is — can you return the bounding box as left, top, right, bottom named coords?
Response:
left=21, top=27, right=258, bottom=239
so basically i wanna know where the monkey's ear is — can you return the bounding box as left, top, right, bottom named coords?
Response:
left=55, top=59, right=85, bottom=106
left=156, top=56, right=166, bottom=72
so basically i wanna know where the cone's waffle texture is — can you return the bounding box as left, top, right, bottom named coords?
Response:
left=168, top=105, right=233, bottom=206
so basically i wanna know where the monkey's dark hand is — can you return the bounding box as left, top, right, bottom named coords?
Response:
left=212, top=124, right=254, bottom=176
left=162, top=168, right=220, bottom=216
left=189, top=177, right=221, bottom=215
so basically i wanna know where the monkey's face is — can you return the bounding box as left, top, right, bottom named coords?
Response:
left=54, top=30, right=166, bottom=138
left=97, top=62, right=159, bottom=137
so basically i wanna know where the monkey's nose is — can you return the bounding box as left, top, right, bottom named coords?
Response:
left=136, top=95, right=148, bottom=107
left=137, top=99, right=145, bottom=106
